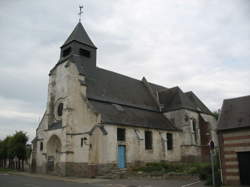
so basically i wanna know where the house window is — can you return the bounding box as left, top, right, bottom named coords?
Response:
left=40, top=142, right=43, bottom=151
left=62, top=47, right=71, bottom=57
left=57, top=103, right=63, bottom=117
left=117, top=128, right=126, bottom=141
left=145, top=131, right=153, bottom=150
left=167, top=133, right=173, bottom=150
left=79, top=48, right=91, bottom=58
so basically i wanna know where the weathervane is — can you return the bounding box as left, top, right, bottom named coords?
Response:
left=78, top=5, right=83, bottom=22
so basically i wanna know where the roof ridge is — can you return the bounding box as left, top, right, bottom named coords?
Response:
left=224, top=95, right=250, bottom=101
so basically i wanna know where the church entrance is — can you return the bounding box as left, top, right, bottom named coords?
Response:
left=46, top=135, right=62, bottom=173
left=118, top=145, right=126, bottom=168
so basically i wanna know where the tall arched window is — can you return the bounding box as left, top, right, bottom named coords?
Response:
left=57, top=103, right=63, bottom=117
left=192, top=119, right=197, bottom=143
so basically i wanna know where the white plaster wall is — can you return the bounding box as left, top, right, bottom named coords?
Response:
left=93, top=125, right=182, bottom=165
left=164, top=109, right=200, bottom=146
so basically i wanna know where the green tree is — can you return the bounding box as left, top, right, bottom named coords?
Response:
left=213, top=111, right=220, bottom=120
left=0, top=131, right=29, bottom=170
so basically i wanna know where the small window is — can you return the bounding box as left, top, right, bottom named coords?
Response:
left=62, top=47, right=71, bottom=57
left=81, top=138, right=84, bottom=147
left=79, top=48, right=91, bottom=58
left=192, top=119, right=197, bottom=143
left=117, top=128, right=125, bottom=141
left=40, top=142, right=43, bottom=151
left=57, top=103, right=63, bottom=117
left=167, top=133, right=173, bottom=150
left=145, top=131, right=153, bottom=150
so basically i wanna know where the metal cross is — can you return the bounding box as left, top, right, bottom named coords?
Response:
left=78, top=5, right=84, bottom=22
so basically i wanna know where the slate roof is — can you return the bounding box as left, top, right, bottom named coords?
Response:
left=89, top=99, right=178, bottom=131
left=218, top=95, right=250, bottom=131
left=87, top=67, right=159, bottom=111
left=62, top=22, right=96, bottom=49
left=158, top=87, right=212, bottom=114
left=185, top=91, right=212, bottom=114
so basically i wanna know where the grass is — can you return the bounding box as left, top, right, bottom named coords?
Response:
left=0, top=168, right=16, bottom=173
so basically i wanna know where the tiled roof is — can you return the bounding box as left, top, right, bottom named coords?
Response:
left=218, top=95, right=250, bottom=131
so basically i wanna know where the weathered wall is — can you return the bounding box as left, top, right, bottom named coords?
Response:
left=34, top=60, right=99, bottom=175
left=91, top=125, right=182, bottom=168
left=164, top=109, right=217, bottom=161
left=219, top=128, right=250, bottom=185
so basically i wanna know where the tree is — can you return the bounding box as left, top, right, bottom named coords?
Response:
left=0, top=131, right=29, bottom=170
left=213, top=111, right=220, bottom=120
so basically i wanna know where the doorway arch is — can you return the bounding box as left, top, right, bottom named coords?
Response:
left=46, top=135, right=62, bottom=171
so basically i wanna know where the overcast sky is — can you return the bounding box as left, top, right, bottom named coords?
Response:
left=0, top=0, right=249, bottom=141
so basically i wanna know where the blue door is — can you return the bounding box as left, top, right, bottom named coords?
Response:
left=118, top=145, right=126, bottom=168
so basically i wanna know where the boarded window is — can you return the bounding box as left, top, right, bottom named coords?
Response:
left=62, top=47, right=71, bottom=57
left=40, top=142, right=43, bottom=151
left=57, top=103, right=63, bottom=117
left=79, top=48, right=91, bottom=58
left=117, top=128, right=125, bottom=141
left=167, top=133, right=173, bottom=150
left=145, top=131, right=153, bottom=150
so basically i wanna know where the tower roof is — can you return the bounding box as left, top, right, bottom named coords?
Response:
left=62, top=22, right=96, bottom=49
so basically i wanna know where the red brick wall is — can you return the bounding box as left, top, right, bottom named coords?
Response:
left=219, top=128, right=250, bottom=185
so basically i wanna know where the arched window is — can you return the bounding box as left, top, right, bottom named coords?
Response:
left=57, top=103, right=63, bottom=117
left=40, top=142, right=43, bottom=151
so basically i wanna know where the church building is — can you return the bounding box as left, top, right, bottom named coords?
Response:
left=31, top=20, right=217, bottom=177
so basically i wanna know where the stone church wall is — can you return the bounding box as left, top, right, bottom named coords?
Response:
left=91, top=125, right=182, bottom=169
left=164, top=109, right=217, bottom=161
left=34, top=61, right=100, bottom=176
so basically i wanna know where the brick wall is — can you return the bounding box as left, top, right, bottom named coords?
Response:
left=219, top=128, right=250, bottom=185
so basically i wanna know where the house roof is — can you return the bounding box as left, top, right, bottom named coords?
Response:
left=62, top=22, right=96, bottom=49
left=218, top=95, right=250, bottom=131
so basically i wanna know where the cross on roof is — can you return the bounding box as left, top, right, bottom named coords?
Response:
left=78, top=5, right=83, bottom=22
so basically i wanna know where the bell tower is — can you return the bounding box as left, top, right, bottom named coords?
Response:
left=59, top=18, right=97, bottom=69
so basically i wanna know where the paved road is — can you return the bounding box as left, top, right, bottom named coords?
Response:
left=0, top=173, right=206, bottom=187
left=97, top=179, right=206, bottom=187
left=0, top=173, right=97, bottom=187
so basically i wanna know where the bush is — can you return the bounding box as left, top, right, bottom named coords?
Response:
left=134, top=161, right=210, bottom=175
left=197, top=153, right=221, bottom=187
